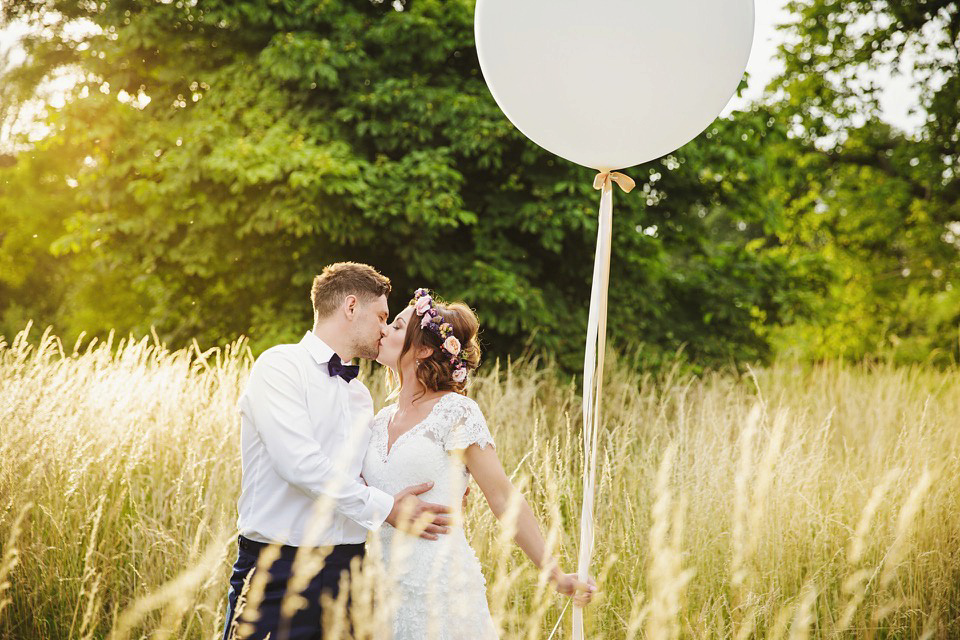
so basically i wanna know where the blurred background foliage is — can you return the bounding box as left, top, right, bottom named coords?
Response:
left=0, top=0, right=957, bottom=372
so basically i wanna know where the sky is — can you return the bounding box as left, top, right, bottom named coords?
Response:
left=721, top=0, right=795, bottom=115
left=0, top=0, right=926, bottom=146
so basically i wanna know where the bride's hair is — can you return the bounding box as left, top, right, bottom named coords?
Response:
left=396, top=299, right=481, bottom=399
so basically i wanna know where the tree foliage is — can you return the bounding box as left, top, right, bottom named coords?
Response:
left=2, top=0, right=955, bottom=369
left=765, top=0, right=960, bottom=363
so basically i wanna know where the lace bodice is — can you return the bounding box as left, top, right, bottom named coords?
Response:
left=361, top=392, right=499, bottom=639
left=364, top=392, right=495, bottom=501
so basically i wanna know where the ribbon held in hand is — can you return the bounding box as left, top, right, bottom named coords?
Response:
left=592, top=171, right=636, bottom=193
left=572, top=168, right=634, bottom=640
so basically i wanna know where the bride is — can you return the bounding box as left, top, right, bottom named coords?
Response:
left=361, top=288, right=597, bottom=639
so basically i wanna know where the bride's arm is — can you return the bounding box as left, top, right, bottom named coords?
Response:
left=462, top=444, right=597, bottom=606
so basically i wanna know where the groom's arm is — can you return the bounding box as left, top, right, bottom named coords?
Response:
left=242, top=350, right=394, bottom=531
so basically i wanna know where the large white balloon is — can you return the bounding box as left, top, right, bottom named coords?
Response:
left=474, top=0, right=755, bottom=171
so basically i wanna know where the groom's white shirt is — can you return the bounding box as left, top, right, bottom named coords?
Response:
left=236, top=331, right=394, bottom=547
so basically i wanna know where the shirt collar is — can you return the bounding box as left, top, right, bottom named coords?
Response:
left=300, top=331, right=338, bottom=366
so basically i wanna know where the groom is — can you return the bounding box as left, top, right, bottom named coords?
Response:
left=222, top=262, right=453, bottom=640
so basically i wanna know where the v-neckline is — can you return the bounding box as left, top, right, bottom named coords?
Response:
left=383, top=393, right=455, bottom=460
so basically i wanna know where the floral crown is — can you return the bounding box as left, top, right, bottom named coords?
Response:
left=409, top=288, right=469, bottom=383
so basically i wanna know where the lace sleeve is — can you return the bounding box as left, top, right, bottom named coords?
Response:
left=443, top=396, right=495, bottom=452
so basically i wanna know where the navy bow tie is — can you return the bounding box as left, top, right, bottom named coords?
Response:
left=327, top=353, right=359, bottom=382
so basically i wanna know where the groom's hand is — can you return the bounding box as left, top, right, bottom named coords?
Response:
left=386, top=481, right=452, bottom=541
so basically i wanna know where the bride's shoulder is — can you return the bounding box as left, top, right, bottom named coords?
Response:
left=442, top=393, right=485, bottom=418
left=437, top=393, right=493, bottom=450
left=442, top=391, right=475, bottom=407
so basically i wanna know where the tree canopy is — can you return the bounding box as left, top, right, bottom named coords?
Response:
left=765, top=0, right=960, bottom=363
left=1, top=0, right=956, bottom=369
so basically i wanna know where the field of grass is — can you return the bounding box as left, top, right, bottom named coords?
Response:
left=1, top=324, right=958, bottom=639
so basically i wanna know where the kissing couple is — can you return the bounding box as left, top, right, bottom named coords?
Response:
left=222, top=262, right=597, bottom=640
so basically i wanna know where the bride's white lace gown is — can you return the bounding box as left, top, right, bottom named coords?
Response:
left=361, top=392, right=499, bottom=640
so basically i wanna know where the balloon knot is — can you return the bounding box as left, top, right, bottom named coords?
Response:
left=593, top=171, right=636, bottom=193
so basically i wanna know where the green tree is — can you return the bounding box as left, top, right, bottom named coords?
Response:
left=1, top=0, right=815, bottom=370
left=766, top=0, right=960, bottom=364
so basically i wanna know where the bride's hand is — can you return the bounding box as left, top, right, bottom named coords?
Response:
left=549, top=569, right=598, bottom=607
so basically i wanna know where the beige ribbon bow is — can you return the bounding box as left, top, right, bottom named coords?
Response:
left=593, top=171, right=636, bottom=193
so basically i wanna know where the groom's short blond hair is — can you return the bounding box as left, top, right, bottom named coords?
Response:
left=311, top=262, right=391, bottom=319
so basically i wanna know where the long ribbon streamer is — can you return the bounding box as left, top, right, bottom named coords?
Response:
left=572, top=171, right=633, bottom=639
left=547, top=599, right=571, bottom=640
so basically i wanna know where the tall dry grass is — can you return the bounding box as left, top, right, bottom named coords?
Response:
left=1, top=323, right=958, bottom=639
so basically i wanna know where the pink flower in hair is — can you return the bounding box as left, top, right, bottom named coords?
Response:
left=415, top=295, right=433, bottom=315
left=443, top=336, right=461, bottom=356
left=452, top=367, right=467, bottom=383
left=421, top=314, right=433, bottom=329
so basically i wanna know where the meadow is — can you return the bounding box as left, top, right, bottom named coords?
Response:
left=0, top=323, right=957, bottom=639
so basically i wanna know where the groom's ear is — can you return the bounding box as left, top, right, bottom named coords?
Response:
left=342, top=294, right=359, bottom=318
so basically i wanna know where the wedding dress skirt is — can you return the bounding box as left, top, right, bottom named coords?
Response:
left=362, top=393, right=499, bottom=640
